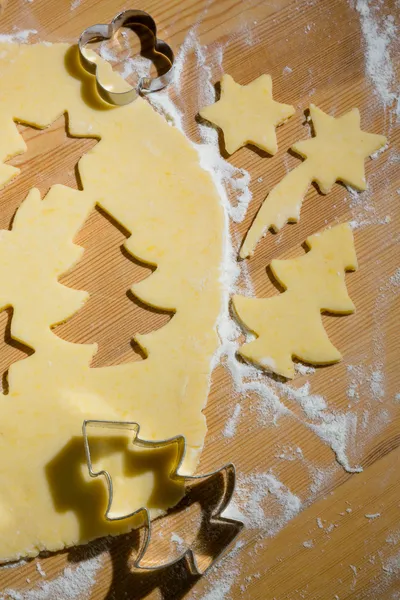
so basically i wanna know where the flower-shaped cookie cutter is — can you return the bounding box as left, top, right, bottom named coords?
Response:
left=78, top=9, right=174, bottom=106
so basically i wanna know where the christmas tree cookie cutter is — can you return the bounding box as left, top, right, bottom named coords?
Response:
left=82, top=419, right=243, bottom=575
left=78, top=9, right=175, bottom=106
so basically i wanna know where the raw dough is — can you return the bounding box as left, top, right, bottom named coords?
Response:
left=199, top=74, right=295, bottom=155
left=241, top=104, right=387, bottom=258
left=233, top=223, right=357, bottom=378
left=0, top=43, right=224, bottom=561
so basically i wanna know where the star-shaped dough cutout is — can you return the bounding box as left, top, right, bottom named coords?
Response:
left=240, top=103, right=387, bottom=258
left=200, top=74, right=295, bottom=155
left=292, top=104, right=387, bottom=193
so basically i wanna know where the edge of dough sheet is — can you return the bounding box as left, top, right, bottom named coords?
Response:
left=0, top=41, right=225, bottom=562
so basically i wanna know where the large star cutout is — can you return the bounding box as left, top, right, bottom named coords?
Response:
left=292, top=104, right=387, bottom=193
left=0, top=114, right=98, bottom=230
left=200, top=74, right=295, bottom=155
left=240, top=103, right=387, bottom=258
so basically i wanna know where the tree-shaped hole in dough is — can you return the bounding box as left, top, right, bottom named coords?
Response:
left=55, top=204, right=175, bottom=368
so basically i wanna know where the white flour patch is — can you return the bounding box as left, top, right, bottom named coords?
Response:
left=0, top=29, right=37, bottom=43
left=195, top=542, right=244, bottom=600
left=0, top=559, right=27, bottom=570
left=35, top=561, right=45, bottom=577
left=347, top=185, right=391, bottom=231
left=355, top=0, right=398, bottom=111
left=309, top=464, right=337, bottom=495
left=224, top=403, right=242, bottom=438
left=284, top=382, right=327, bottom=419
left=386, top=529, right=400, bottom=545
left=309, top=412, right=363, bottom=473
left=382, top=551, right=400, bottom=574
left=70, top=0, right=81, bottom=10
left=0, top=554, right=103, bottom=600
left=234, top=472, right=302, bottom=534
left=170, top=532, right=186, bottom=553
left=295, top=364, right=316, bottom=376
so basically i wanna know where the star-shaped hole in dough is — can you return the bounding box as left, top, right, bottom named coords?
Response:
left=0, top=114, right=98, bottom=229
left=292, top=104, right=387, bottom=193
left=200, top=74, right=295, bottom=155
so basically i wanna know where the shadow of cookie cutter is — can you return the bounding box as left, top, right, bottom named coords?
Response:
left=82, top=419, right=244, bottom=575
left=78, top=9, right=174, bottom=106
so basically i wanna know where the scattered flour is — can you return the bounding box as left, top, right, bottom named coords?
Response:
left=234, top=472, right=302, bottom=534
left=0, top=29, right=37, bottom=43
left=347, top=184, right=391, bottom=231
left=35, top=562, right=45, bottom=578
left=0, top=560, right=27, bottom=570
left=371, top=142, right=389, bottom=158
left=170, top=532, right=186, bottom=553
left=223, top=403, right=242, bottom=438
left=355, top=0, right=398, bottom=110
left=284, top=382, right=327, bottom=419
left=309, top=413, right=363, bottom=473
left=386, top=529, right=400, bottom=545
left=382, top=551, right=400, bottom=575
left=0, top=7, right=395, bottom=598
left=294, top=364, right=316, bottom=376
left=0, top=555, right=103, bottom=600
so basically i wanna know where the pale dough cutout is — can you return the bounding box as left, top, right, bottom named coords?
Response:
left=241, top=104, right=387, bottom=258
left=0, top=43, right=224, bottom=561
left=199, top=74, right=295, bottom=155
left=233, top=223, right=357, bottom=379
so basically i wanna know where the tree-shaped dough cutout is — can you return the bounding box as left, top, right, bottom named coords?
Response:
left=233, top=223, right=358, bottom=378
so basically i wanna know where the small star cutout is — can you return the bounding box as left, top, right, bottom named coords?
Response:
left=200, top=74, right=295, bottom=155
left=292, top=104, right=387, bottom=193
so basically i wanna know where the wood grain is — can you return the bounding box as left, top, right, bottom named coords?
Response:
left=0, top=0, right=399, bottom=598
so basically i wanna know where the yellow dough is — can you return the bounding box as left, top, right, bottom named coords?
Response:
left=0, top=43, right=224, bottom=561
left=233, top=224, right=357, bottom=378
left=199, top=74, right=295, bottom=155
left=241, top=104, right=387, bottom=258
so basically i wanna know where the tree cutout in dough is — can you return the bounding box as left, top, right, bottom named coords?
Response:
left=54, top=206, right=174, bottom=367
left=241, top=104, right=387, bottom=258
left=0, top=185, right=93, bottom=351
left=233, top=223, right=358, bottom=379
left=200, top=74, right=295, bottom=155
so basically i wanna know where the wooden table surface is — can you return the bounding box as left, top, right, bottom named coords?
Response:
left=0, top=0, right=399, bottom=598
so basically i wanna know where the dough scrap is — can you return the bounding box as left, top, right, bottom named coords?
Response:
left=233, top=223, right=357, bottom=379
left=0, top=43, right=224, bottom=561
left=199, top=74, right=295, bottom=155
left=241, top=104, right=387, bottom=258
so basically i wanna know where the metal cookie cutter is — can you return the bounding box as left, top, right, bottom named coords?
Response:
left=82, top=419, right=243, bottom=575
left=78, top=9, right=174, bottom=106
